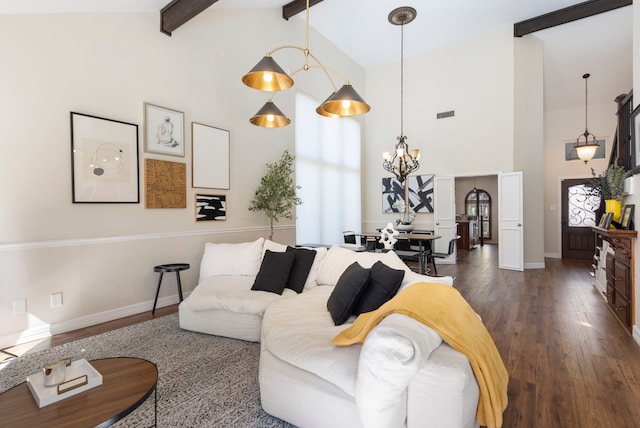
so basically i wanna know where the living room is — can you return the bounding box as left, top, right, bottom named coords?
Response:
left=1, top=0, right=639, bottom=394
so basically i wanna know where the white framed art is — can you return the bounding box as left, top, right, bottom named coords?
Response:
left=191, top=122, right=230, bottom=189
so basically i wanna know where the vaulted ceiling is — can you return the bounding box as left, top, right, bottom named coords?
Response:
left=0, top=0, right=633, bottom=112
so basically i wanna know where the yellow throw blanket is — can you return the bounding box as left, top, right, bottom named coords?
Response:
left=333, top=282, right=508, bottom=428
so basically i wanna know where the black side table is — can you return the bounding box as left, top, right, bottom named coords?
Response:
left=152, top=263, right=190, bottom=314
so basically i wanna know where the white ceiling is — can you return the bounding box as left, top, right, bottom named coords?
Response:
left=0, top=0, right=632, bottom=111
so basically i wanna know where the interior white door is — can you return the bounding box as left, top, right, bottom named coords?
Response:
left=433, top=176, right=456, bottom=260
left=498, top=171, right=524, bottom=271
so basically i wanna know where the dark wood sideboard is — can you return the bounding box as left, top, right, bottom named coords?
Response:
left=592, top=226, right=637, bottom=334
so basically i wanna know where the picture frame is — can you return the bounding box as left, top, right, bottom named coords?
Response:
left=195, top=194, right=226, bottom=221
left=621, top=204, right=635, bottom=230
left=597, top=212, right=608, bottom=228
left=70, top=112, right=139, bottom=203
left=631, top=103, right=640, bottom=173
left=144, top=103, right=185, bottom=157
left=603, top=212, right=614, bottom=230
left=192, top=122, right=230, bottom=189
left=382, top=174, right=434, bottom=213
left=144, top=159, right=187, bottom=208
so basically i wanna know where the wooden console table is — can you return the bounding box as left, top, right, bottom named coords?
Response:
left=592, top=226, right=637, bottom=334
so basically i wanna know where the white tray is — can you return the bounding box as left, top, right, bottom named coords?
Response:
left=27, top=358, right=103, bottom=408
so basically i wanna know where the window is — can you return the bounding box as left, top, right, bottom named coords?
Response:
left=294, top=92, right=362, bottom=245
left=567, top=184, right=600, bottom=227
left=466, top=189, right=491, bottom=240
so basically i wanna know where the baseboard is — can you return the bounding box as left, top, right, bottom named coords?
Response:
left=524, top=262, right=545, bottom=269
left=0, top=292, right=189, bottom=349
left=544, top=252, right=561, bottom=259
left=633, top=325, right=640, bottom=347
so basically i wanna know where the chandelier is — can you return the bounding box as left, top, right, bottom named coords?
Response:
left=574, top=73, right=599, bottom=163
left=241, top=0, right=370, bottom=127
left=383, top=6, right=419, bottom=183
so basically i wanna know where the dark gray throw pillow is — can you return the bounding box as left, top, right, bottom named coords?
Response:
left=352, top=261, right=405, bottom=315
left=251, top=249, right=296, bottom=295
left=285, top=246, right=317, bottom=293
left=327, top=262, right=371, bottom=325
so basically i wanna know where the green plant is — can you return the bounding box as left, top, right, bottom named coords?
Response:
left=589, top=165, right=629, bottom=202
left=249, top=150, right=302, bottom=240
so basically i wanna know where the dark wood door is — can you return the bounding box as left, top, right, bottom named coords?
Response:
left=561, top=178, right=598, bottom=260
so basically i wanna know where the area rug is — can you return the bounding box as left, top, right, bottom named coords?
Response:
left=0, top=314, right=296, bottom=427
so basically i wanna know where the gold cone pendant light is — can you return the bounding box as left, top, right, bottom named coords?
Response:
left=574, top=73, right=599, bottom=163
left=383, top=7, right=420, bottom=183
left=241, top=0, right=370, bottom=127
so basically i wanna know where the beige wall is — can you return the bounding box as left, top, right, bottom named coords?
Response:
left=362, top=26, right=516, bottom=233
left=542, top=102, right=615, bottom=258
left=0, top=8, right=365, bottom=347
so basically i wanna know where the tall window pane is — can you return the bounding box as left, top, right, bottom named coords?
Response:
left=295, top=92, right=361, bottom=245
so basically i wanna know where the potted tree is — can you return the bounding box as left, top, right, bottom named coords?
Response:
left=249, top=150, right=302, bottom=240
left=589, top=164, right=629, bottom=223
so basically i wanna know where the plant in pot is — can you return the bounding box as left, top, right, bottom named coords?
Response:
left=589, top=164, right=629, bottom=225
left=249, top=150, right=302, bottom=240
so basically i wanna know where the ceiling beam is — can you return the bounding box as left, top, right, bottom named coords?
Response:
left=282, top=0, right=324, bottom=20
left=160, top=0, right=218, bottom=36
left=514, top=0, right=631, bottom=37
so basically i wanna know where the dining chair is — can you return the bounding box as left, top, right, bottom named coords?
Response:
left=342, top=230, right=357, bottom=244
left=429, top=235, right=460, bottom=275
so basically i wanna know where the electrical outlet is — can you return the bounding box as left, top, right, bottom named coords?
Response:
left=51, top=292, right=63, bottom=308
left=13, top=298, right=26, bottom=315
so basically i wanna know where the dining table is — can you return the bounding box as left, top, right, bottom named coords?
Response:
left=358, top=230, right=440, bottom=274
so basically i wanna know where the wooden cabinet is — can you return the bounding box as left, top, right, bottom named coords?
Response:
left=457, top=220, right=479, bottom=250
left=593, top=226, right=636, bottom=333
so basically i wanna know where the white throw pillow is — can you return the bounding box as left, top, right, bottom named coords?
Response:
left=356, top=314, right=443, bottom=428
left=316, top=246, right=412, bottom=286
left=262, top=239, right=288, bottom=257
left=199, top=238, right=265, bottom=281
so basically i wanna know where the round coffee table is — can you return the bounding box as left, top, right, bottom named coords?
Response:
left=0, top=357, right=157, bottom=427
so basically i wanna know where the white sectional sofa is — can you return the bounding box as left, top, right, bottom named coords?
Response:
left=179, top=238, right=480, bottom=428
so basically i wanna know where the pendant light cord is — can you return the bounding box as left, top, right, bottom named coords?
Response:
left=400, top=22, right=404, bottom=137
left=584, top=75, right=588, bottom=132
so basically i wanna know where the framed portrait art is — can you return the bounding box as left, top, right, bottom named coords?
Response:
left=144, top=103, right=185, bottom=157
left=70, top=112, right=139, bottom=203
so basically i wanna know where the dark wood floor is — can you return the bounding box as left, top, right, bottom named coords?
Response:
left=4, top=245, right=640, bottom=427
left=439, top=245, right=640, bottom=428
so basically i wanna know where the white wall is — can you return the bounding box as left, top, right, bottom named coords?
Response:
left=0, top=9, right=365, bottom=347
left=362, top=26, right=516, bottom=232
left=543, top=102, right=616, bottom=258
left=514, top=35, right=545, bottom=268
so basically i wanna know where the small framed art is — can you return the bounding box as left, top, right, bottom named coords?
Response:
left=195, top=194, right=226, bottom=221
left=70, top=112, right=139, bottom=203
left=621, top=204, right=635, bottom=230
left=144, top=103, right=185, bottom=157
left=603, top=212, right=613, bottom=230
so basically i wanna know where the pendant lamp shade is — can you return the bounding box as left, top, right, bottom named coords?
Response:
left=249, top=101, right=291, bottom=128
left=316, top=93, right=340, bottom=118
left=319, top=84, right=371, bottom=117
left=242, top=56, right=294, bottom=92
left=575, top=137, right=599, bottom=163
